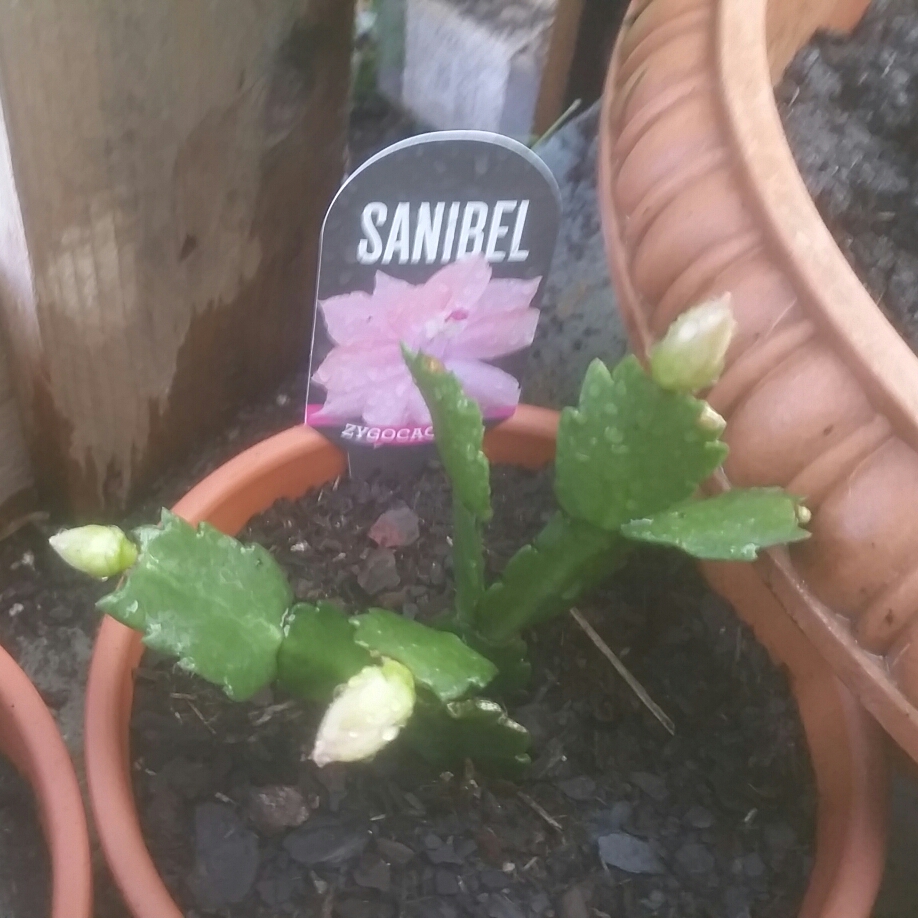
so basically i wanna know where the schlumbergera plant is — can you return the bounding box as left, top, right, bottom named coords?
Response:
left=52, top=298, right=810, bottom=777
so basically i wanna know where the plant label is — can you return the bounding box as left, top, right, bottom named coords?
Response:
left=306, top=131, right=560, bottom=477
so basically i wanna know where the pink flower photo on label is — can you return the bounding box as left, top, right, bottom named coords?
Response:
left=311, top=255, right=542, bottom=427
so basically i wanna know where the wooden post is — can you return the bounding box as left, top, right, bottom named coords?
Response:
left=376, top=0, right=590, bottom=140
left=0, top=330, right=33, bottom=534
left=0, top=0, right=355, bottom=517
left=532, top=0, right=586, bottom=137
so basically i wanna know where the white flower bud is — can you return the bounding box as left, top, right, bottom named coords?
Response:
left=796, top=504, right=812, bottom=526
left=649, top=294, right=737, bottom=394
left=311, top=660, right=415, bottom=767
left=49, top=525, right=138, bottom=579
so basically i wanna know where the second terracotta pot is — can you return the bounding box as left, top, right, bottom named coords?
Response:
left=85, top=413, right=887, bottom=918
left=0, top=642, right=92, bottom=918
left=597, top=0, right=918, bottom=771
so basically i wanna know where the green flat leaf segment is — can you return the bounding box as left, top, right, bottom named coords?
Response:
left=277, top=603, right=373, bottom=701
left=403, top=346, right=490, bottom=627
left=452, top=501, right=486, bottom=625
left=353, top=608, right=497, bottom=702
left=402, top=346, right=491, bottom=521
left=98, top=510, right=292, bottom=701
left=555, top=357, right=728, bottom=532
left=621, top=488, right=810, bottom=561
left=405, top=694, right=531, bottom=779
left=474, top=511, right=626, bottom=644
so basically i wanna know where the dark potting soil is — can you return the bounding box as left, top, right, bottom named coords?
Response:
left=0, top=756, right=50, bottom=918
left=130, top=464, right=815, bottom=918
left=777, top=0, right=918, bottom=351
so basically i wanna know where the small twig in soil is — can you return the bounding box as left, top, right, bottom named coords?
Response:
left=403, top=792, right=425, bottom=814
left=569, top=607, right=675, bottom=736
left=249, top=699, right=298, bottom=726
left=529, top=98, right=582, bottom=148
left=186, top=700, right=216, bottom=734
left=517, top=791, right=563, bottom=833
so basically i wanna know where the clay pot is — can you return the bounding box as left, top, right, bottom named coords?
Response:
left=600, top=0, right=918, bottom=766
left=0, top=642, right=92, bottom=918
left=85, top=414, right=886, bottom=917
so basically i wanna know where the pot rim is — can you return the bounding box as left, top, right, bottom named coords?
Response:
left=0, top=641, right=92, bottom=918
left=719, top=0, right=918, bottom=444
left=86, top=410, right=886, bottom=918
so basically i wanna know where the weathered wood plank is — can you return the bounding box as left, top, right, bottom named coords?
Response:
left=0, top=329, right=33, bottom=531
left=377, top=0, right=587, bottom=140
left=0, top=0, right=354, bottom=516
left=532, top=0, right=585, bottom=136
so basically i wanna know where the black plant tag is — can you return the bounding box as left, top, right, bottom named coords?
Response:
left=306, top=131, right=560, bottom=477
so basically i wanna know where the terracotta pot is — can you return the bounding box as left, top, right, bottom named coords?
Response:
left=0, top=642, right=92, bottom=918
left=85, top=413, right=886, bottom=917
left=601, top=0, right=918, bottom=768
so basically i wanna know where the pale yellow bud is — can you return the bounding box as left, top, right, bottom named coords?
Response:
left=650, top=295, right=736, bottom=394
left=311, top=660, right=415, bottom=766
left=49, top=525, right=138, bottom=579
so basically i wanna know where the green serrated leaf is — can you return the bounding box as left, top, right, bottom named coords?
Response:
left=555, top=357, right=728, bottom=531
left=621, top=488, right=811, bottom=561
left=353, top=609, right=497, bottom=702
left=405, top=693, right=531, bottom=779
left=474, top=511, right=626, bottom=644
left=98, top=510, right=292, bottom=700
left=276, top=603, right=373, bottom=701
left=403, top=345, right=491, bottom=628
left=453, top=501, right=485, bottom=624
left=402, top=346, right=491, bottom=521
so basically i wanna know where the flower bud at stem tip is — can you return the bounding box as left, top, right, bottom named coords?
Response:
left=49, top=525, right=138, bottom=579
left=311, top=659, right=415, bottom=767
left=650, top=295, right=736, bottom=394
